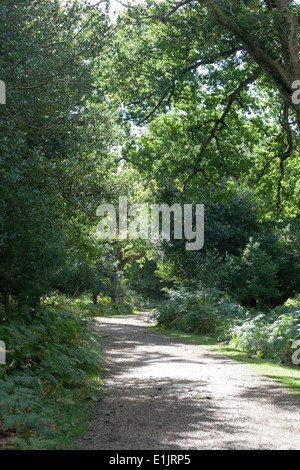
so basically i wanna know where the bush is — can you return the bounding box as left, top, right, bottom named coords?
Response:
left=102, top=300, right=135, bottom=316
left=51, top=251, right=116, bottom=301
left=125, top=259, right=173, bottom=301
left=154, top=289, right=219, bottom=335
left=230, top=306, right=300, bottom=363
left=154, top=288, right=300, bottom=365
left=0, top=301, right=103, bottom=449
left=156, top=192, right=300, bottom=309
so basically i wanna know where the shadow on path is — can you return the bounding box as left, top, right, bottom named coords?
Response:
left=79, top=313, right=300, bottom=450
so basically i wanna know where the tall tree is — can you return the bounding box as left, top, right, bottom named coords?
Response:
left=0, top=0, right=118, bottom=312
left=100, top=0, right=300, bottom=213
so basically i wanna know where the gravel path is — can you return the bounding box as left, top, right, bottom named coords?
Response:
left=79, top=312, right=300, bottom=450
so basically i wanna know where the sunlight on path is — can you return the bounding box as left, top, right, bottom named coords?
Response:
left=79, top=313, right=300, bottom=450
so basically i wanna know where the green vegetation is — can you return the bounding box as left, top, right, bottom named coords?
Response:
left=0, top=0, right=300, bottom=449
left=0, top=296, right=103, bottom=450
left=152, top=287, right=300, bottom=368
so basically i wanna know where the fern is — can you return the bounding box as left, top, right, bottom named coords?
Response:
left=155, top=288, right=300, bottom=365
left=0, top=299, right=103, bottom=449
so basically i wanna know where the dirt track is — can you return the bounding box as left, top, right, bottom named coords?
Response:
left=79, top=312, right=300, bottom=450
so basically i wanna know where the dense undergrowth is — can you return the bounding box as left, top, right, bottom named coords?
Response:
left=153, top=288, right=300, bottom=366
left=1, top=287, right=299, bottom=450
left=0, top=295, right=104, bottom=450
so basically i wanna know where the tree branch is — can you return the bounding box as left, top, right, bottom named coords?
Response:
left=195, top=66, right=261, bottom=167
left=276, top=0, right=300, bottom=79
left=136, top=46, right=242, bottom=125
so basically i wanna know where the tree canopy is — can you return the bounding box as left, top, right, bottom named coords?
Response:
left=0, top=0, right=299, bottom=314
left=98, top=0, right=300, bottom=214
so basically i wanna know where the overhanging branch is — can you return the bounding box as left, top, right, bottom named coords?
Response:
left=183, top=66, right=262, bottom=187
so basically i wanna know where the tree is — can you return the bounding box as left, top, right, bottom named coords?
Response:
left=125, top=258, right=173, bottom=301
left=117, top=0, right=300, bottom=130
left=112, top=242, right=146, bottom=304
left=100, top=0, right=300, bottom=214
left=0, top=0, right=118, bottom=312
left=153, top=190, right=300, bottom=308
left=93, top=167, right=151, bottom=304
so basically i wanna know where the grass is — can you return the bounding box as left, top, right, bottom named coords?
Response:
left=149, top=324, right=300, bottom=397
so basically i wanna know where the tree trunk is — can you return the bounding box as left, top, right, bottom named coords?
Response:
left=92, top=293, right=98, bottom=305
left=113, top=245, right=124, bottom=305
left=4, top=291, right=11, bottom=316
left=115, top=268, right=124, bottom=305
left=296, top=106, right=300, bottom=147
left=112, top=244, right=146, bottom=305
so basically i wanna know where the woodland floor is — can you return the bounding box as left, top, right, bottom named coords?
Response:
left=78, top=311, right=300, bottom=450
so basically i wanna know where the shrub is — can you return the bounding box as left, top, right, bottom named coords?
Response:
left=154, top=288, right=300, bottom=365
left=156, top=192, right=300, bottom=309
left=0, top=301, right=103, bottom=449
left=230, top=306, right=300, bottom=363
left=154, top=289, right=219, bottom=335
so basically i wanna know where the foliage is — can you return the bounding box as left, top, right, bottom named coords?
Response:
left=124, top=259, right=173, bottom=301
left=230, top=307, right=300, bottom=364
left=154, top=287, right=300, bottom=365
left=0, top=298, right=102, bottom=449
left=0, top=0, right=119, bottom=312
left=53, top=292, right=136, bottom=317
left=153, top=288, right=237, bottom=335
left=154, top=191, right=300, bottom=308
left=51, top=247, right=116, bottom=300
left=0, top=0, right=299, bottom=448
left=106, top=0, right=300, bottom=215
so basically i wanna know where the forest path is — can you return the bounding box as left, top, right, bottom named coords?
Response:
left=79, top=311, right=300, bottom=450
